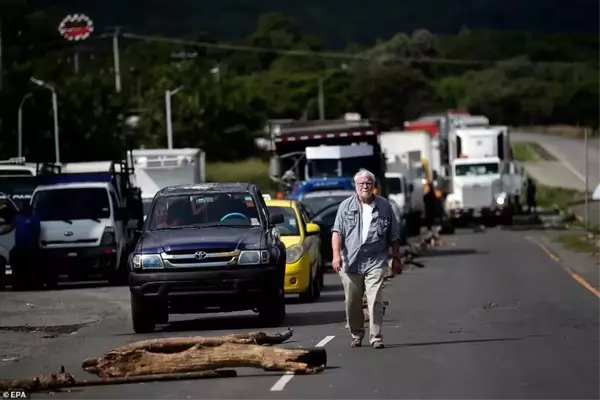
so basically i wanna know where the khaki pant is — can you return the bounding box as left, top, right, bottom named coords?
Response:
left=340, top=268, right=386, bottom=344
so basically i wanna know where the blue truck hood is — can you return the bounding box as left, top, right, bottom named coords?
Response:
left=135, top=227, right=264, bottom=254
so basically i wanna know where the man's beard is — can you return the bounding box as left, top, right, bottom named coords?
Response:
left=359, top=191, right=373, bottom=201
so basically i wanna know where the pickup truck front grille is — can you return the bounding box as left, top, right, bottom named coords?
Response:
left=160, top=250, right=240, bottom=268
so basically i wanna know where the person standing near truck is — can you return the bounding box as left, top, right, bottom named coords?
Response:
left=526, top=178, right=537, bottom=214
left=10, top=201, right=41, bottom=290
left=331, top=169, right=403, bottom=349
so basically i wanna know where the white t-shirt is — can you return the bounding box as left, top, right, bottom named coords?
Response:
left=361, top=203, right=375, bottom=244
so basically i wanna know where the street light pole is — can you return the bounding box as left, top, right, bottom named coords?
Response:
left=165, top=85, right=183, bottom=149
left=30, top=77, right=60, bottom=163
left=584, top=127, right=589, bottom=230
left=17, top=93, right=32, bottom=158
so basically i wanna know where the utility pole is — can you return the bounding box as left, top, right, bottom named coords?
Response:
left=165, top=86, right=184, bottom=149
left=584, top=127, right=589, bottom=230
left=318, top=77, right=325, bottom=120
left=112, top=27, right=122, bottom=93
left=17, top=93, right=32, bottom=158
left=0, top=16, right=3, bottom=92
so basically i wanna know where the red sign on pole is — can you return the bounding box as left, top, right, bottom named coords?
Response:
left=58, top=14, right=94, bottom=41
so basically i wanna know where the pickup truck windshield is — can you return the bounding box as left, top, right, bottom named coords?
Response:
left=32, top=188, right=111, bottom=221
left=147, top=191, right=261, bottom=230
left=267, top=206, right=299, bottom=236
left=455, top=162, right=500, bottom=176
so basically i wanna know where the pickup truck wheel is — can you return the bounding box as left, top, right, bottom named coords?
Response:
left=131, top=294, right=156, bottom=334
left=258, top=289, right=286, bottom=327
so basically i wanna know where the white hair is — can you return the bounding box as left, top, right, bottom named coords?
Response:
left=353, top=169, right=376, bottom=183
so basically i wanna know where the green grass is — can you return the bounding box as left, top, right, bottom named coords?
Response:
left=205, top=158, right=276, bottom=193
left=534, top=185, right=585, bottom=211
left=552, top=233, right=600, bottom=255
left=513, top=142, right=557, bottom=162
left=512, top=142, right=584, bottom=211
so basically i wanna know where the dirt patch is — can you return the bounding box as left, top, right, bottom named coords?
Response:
left=0, top=321, right=96, bottom=335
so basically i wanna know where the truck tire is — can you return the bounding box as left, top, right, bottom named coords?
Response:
left=259, top=288, right=286, bottom=327
left=131, top=294, right=156, bottom=334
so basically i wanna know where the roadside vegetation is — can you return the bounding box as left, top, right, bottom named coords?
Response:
left=512, top=142, right=557, bottom=162
left=206, top=158, right=274, bottom=193
left=552, top=232, right=599, bottom=257
left=513, top=142, right=584, bottom=211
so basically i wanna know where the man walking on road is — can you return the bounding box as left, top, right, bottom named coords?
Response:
left=331, top=169, right=403, bottom=349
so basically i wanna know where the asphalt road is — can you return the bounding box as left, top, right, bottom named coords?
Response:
left=512, top=132, right=600, bottom=192
left=0, top=228, right=598, bottom=399
left=512, top=132, right=600, bottom=228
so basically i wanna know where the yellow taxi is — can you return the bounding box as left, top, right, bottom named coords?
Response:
left=265, top=199, right=324, bottom=302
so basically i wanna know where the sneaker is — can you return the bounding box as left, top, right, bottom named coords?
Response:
left=351, top=338, right=362, bottom=347
left=372, top=341, right=384, bottom=349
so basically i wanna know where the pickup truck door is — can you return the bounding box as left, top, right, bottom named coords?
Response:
left=0, top=195, right=18, bottom=263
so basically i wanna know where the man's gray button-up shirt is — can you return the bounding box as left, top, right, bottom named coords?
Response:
left=332, top=194, right=400, bottom=275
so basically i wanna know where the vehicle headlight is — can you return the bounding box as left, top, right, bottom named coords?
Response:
left=100, top=227, right=115, bottom=246
left=132, top=254, right=164, bottom=269
left=285, top=244, right=304, bottom=264
left=495, top=192, right=507, bottom=205
left=238, top=250, right=270, bottom=265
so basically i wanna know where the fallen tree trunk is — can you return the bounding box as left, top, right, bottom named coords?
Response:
left=82, top=342, right=327, bottom=378
left=0, top=372, right=76, bottom=391
left=0, top=370, right=237, bottom=393
left=109, top=328, right=294, bottom=354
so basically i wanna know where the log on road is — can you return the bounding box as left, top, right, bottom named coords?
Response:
left=82, top=342, right=327, bottom=378
left=0, top=370, right=237, bottom=393
left=0, top=372, right=76, bottom=392
left=110, top=328, right=294, bottom=354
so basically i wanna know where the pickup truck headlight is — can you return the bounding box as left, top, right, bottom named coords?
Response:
left=238, top=250, right=270, bottom=265
left=285, top=244, right=304, bottom=265
left=100, top=227, right=115, bottom=246
left=132, top=254, right=164, bottom=269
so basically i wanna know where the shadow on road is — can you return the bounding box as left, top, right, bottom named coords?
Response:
left=158, top=310, right=347, bottom=333
left=421, top=248, right=484, bottom=257
left=383, top=335, right=546, bottom=349
left=321, top=283, right=343, bottom=292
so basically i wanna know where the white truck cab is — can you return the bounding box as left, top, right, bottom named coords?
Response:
left=29, top=160, right=140, bottom=284
left=385, top=172, right=410, bottom=219
left=446, top=157, right=512, bottom=225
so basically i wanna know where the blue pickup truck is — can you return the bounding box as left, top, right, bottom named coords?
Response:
left=128, top=182, right=287, bottom=333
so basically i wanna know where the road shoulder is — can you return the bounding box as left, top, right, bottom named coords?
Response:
left=526, top=231, right=599, bottom=297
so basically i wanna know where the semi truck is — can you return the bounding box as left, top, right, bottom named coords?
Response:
left=268, top=117, right=389, bottom=198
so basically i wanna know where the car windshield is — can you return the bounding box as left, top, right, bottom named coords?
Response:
left=455, top=162, right=500, bottom=176
left=32, top=188, right=111, bottom=221
left=301, top=192, right=353, bottom=216
left=386, top=177, right=403, bottom=194
left=267, top=206, right=300, bottom=236
left=146, top=191, right=261, bottom=230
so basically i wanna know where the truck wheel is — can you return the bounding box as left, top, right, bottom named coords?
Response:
left=259, top=289, right=286, bottom=327
left=131, top=294, right=156, bottom=334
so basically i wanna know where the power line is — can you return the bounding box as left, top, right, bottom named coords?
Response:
left=122, top=31, right=596, bottom=68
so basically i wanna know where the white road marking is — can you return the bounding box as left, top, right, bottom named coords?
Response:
left=269, top=335, right=335, bottom=392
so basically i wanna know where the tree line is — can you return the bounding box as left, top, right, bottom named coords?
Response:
left=0, top=2, right=598, bottom=163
